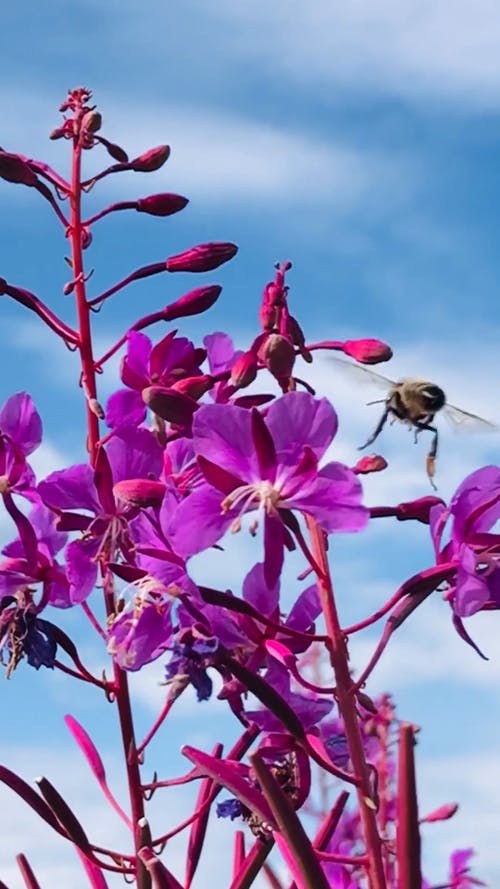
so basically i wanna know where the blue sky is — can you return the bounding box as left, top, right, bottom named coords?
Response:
left=1, top=2, right=500, bottom=886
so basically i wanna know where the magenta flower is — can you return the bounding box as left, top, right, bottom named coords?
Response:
left=0, top=503, right=69, bottom=607
left=448, top=848, right=485, bottom=888
left=203, top=332, right=242, bottom=403
left=106, top=329, right=205, bottom=428
left=431, top=465, right=500, bottom=616
left=38, top=428, right=163, bottom=604
left=0, top=392, right=43, bottom=499
left=106, top=577, right=175, bottom=671
left=170, top=392, right=368, bottom=585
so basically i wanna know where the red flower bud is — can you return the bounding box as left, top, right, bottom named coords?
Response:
left=396, top=496, right=444, bottom=524
left=81, top=110, right=102, bottom=133
left=0, top=152, right=38, bottom=187
left=420, top=802, right=458, bottom=824
left=230, top=351, right=258, bottom=388
left=166, top=242, right=238, bottom=273
left=171, top=375, right=213, bottom=400
left=142, top=386, right=198, bottom=426
left=113, top=479, right=166, bottom=508
left=129, top=145, right=170, bottom=172
left=259, top=302, right=277, bottom=330
left=342, top=339, right=393, bottom=365
left=162, top=285, right=222, bottom=321
left=260, top=334, right=295, bottom=379
left=136, top=193, right=189, bottom=217
left=353, top=455, right=388, bottom=475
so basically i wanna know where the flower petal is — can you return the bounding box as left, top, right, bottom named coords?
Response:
left=38, top=465, right=100, bottom=513
left=266, top=392, right=337, bottom=462
left=105, top=389, right=146, bottom=429
left=0, top=392, right=42, bottom=455
left=192, top=404, right=259, bottom=480
left=169, top=485, right=233, bottom=558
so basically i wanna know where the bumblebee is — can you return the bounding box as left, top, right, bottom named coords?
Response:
left=330, top=360, right=496, bottom=488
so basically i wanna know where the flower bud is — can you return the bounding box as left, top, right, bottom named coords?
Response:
left=136, top=193, right=189, bottom=217
left=420, top=802, right=458, bottom=823
left=259, top=302, right=277, bottom=330
left=104, top=140, right=129, bottom=163
left=288, top=315, right=312, bottom=362
left=171, top=374, right=213, bottom=400
left=113, top=479, right=166, bottom=508
left=81, top=110, right=102, bottom=133
left=129, top=145, right=170, bottom=172
left=142, top=385, right=198, bottom=426
left=166, top=242, right=238, bottom=273
left=230, top=351, right=258, bottom=388
left=353, top=455, right=388, bottom=475
left=0, top=152, right=38, bottom=187
left=162, top=285, right=222, bottom=321
left=260, top=334, right=295, bottom=379
left=396, top=495, right=444, bottom=524
left=342, top=339, right=393, bottom=365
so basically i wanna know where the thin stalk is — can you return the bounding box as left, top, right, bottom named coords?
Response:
left=305, top=516, right=387, bottom=889
left=69, top=135, right=100, bottom=461
left=70, top=124, right=146, bottom=883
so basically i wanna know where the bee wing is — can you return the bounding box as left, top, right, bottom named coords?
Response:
left=327, top=356, right=396, bottom=392
left=443, top=403, right=498, bottom=434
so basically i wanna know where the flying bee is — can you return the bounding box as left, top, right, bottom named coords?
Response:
left=329, top=358, right=497, bottom=488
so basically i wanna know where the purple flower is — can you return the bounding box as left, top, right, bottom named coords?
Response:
left=106, top=330, right=205, bottom=428
left=0, top=596, right=57, bottom=675
left=165, top=627, right=220, bottom=701
left=38, top=428, right=163, bottom=604
left=431, top=465, right=500, bottom=617
left=203, top=332, right=242, bottom=403
left=106, top=577, right=175, bottom=670
left=0, top=504, right=69, bottom=607
left=448, top=848, right=485, bottom=888
left=0, top=392, right=42, bottom=499
left=170, top=392, right=368, bottom=586
left=245, top=661, right=333, bottom=731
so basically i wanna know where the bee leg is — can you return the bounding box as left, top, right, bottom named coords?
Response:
left=359, top=409, right=389, bottom=450
left=414, top=421, right=438, bottom=490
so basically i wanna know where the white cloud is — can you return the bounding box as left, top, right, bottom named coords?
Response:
left=0, top=84, right=414, bottom=212
left=193, top=0, right=500, bottom=110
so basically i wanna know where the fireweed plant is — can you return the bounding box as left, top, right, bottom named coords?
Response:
left=0, top=87, right=490, bottom=889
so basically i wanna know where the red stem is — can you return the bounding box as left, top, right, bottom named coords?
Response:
left=305, top=516, right=387, bottom=889
left=69, top=125, right=146, bottom=880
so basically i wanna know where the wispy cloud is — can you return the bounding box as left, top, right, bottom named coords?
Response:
left=194, top=1, right=500, bottom=110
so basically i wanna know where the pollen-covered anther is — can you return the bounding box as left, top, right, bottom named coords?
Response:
left=0, top=475, right=10, bottom=494
left=222, top=480, right=281, bottom=536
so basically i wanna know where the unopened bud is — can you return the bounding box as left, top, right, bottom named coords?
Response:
left=0, top=152, right=38, bottom=187
left=260, top=334, right=295, bottom=379
left=230, top=351, right=258, bottom=388
left=113, top=479, right=166, bottom=508
left=143, top=386, right=198, bottom=426
left=129, top=145, right=170, bottom=172
left=342, top=339, right=393, bottom=365
left=353, top=455, right=388, bottom=475
left=259, top=302, right=277, bottom=330
left=166, top=242, right=238, bottom=273
left=288, top=315, right=312, bottom=362
left=162, top=285, right=222, bottom=321
left=420, top=802, right=458, bottom=823
left=171, top=374, right=213, bottom=400
left=396, top=496, right=444, bottom=524
left=104, top=141, right=129, bottom=163
left=81, top=110, right=102, bottom=133
left=136, top=193, right=189, bottom=217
